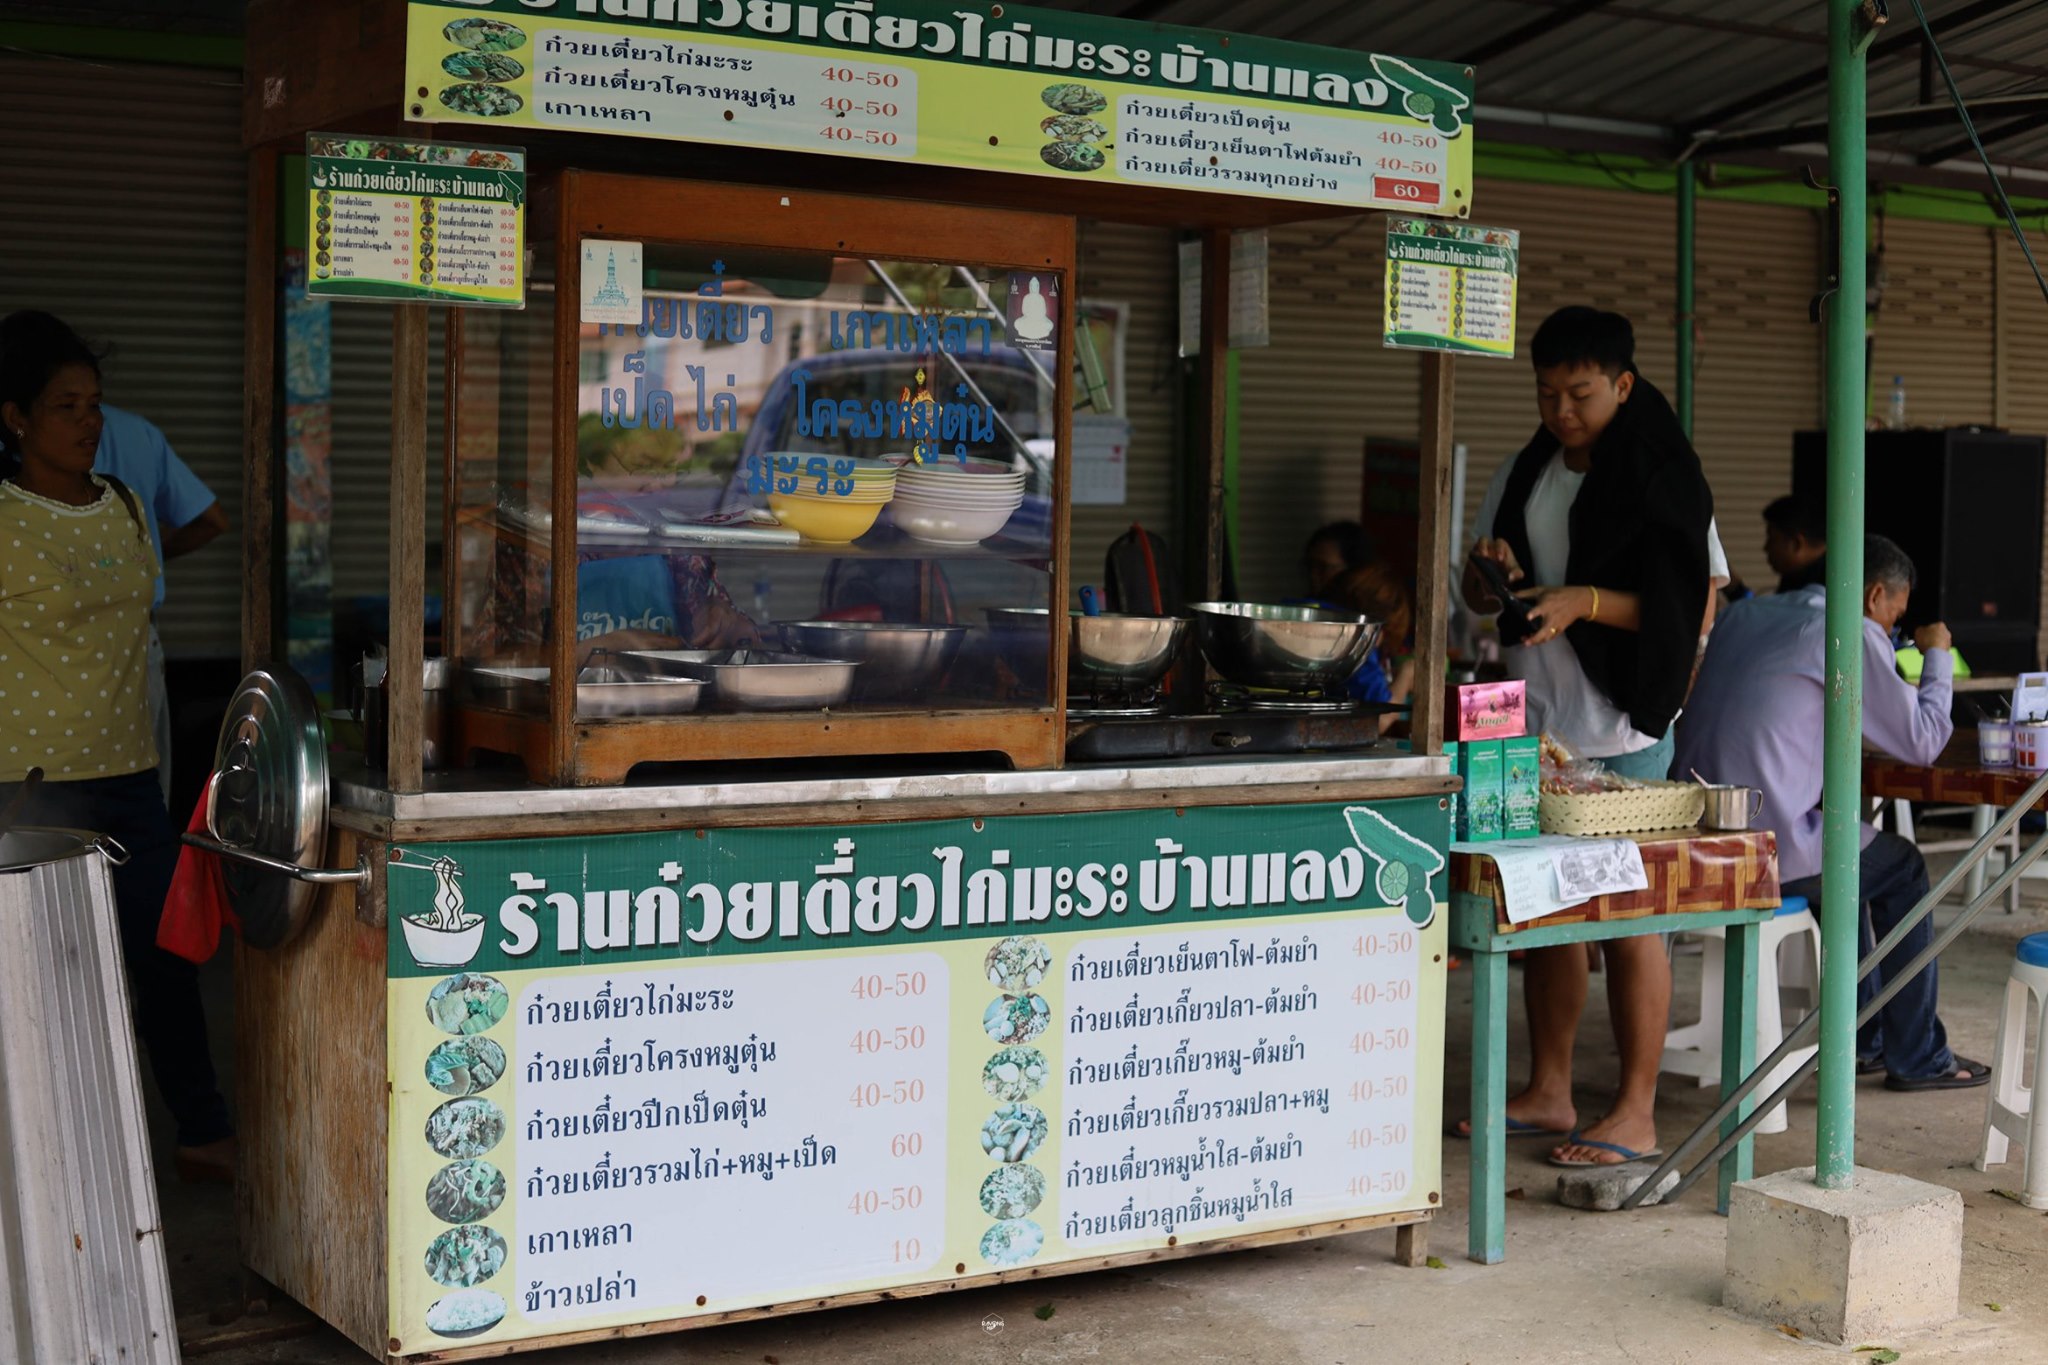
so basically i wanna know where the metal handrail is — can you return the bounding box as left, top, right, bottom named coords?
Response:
left=1622, top=765, right=2048, bottom=1209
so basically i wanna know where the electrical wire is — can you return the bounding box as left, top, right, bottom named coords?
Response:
left=1907, top=0, right=2048, bottom=309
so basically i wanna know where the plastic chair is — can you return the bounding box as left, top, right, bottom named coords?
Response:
left=1975, top=932, right=2048, bottom=1207
left=1661, top=896, right=1820, bottom=1135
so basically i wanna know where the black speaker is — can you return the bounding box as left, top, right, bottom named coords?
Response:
left=1791, top=427, right=2046, bottom=675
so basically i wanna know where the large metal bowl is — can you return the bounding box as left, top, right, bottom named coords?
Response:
left=1188, top=601, right=1381, bottom=690
left=621, top=649, right=860, bottom=711
left=987, top=609, right=1190, bottom=693
left=777, top=622, right=967, bottom=703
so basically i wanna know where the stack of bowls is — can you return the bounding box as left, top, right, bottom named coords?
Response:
left=890, top=459, right=1027, bottom=547
left=763, top=456, right=898, bottom=544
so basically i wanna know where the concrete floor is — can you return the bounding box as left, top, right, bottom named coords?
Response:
left=164, top=852, right=2048, bottom=1365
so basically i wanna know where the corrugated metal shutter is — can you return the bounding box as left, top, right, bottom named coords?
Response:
left=1073, top=222, right=1178, bottom=586
left=1995, top=229, right=2048, bottom=665
left=328, top=305, right=446, bottom=607
left=1234, top=216, right=1419, bottom=601
left=1871, top=217, right=1997, bottom=431
left=0, top=54, right=246, bottom=658
left=1692, top=198, right=1822, bottom=592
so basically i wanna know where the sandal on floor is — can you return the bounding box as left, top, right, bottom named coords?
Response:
left=1883, top=1057, right=1992, bottom=1092
left=1547, top=1133, right=1664, bottom=1168
left=1858, top=1056, right=1885, bottom=1077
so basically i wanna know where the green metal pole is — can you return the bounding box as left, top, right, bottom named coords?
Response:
left=1817, top=0, right=1871, bottom=1191
left=1676, top=162, right=1697, bottom=438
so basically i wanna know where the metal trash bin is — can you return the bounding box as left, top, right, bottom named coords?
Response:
left=0, top=828, right=180, bottom=1365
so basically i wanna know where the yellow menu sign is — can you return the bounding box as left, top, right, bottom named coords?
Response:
left=308, top=135, right=526, bottom=307
left=404, top=0, right=1475, bottom=215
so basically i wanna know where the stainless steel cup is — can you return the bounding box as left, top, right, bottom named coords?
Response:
left=1700, top=783, right=1764, bottom=831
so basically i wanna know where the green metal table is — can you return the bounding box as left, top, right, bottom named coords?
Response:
left=1450, top=831, right=1781, bottom=1264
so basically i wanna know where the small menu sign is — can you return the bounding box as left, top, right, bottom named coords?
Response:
left=307, top=134, right=526, bottom=307
left=1383, top=218, right=1517, bottom=359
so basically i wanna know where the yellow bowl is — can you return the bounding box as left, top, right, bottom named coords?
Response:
left=767, top=492, right=887, bottom=544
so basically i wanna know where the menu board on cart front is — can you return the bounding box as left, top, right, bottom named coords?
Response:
left=1383, top=218, right=1518, bottom=358
left=402, top=0, right=1474, bottom=216
left=382, top=800, right=1449, bottom=1353
left=306, top=135, right=526, bottom=307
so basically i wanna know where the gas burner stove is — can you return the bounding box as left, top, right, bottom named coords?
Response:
left=1064, top=700, right=1397, bottom=763
left=1206, top=682, right=1361, bottom=715
left=1069, top=699, right=1171, bottom=719
left=1069, top=685, right=1169, bottom=720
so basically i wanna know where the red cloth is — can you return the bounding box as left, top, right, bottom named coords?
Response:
left=158, top=795, right=239, bottom=963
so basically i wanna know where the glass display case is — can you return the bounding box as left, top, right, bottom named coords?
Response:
left=446, top=173, right=1074, bottom=784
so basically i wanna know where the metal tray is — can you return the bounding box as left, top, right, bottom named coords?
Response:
left=468, top=665, right=707, bottom=719
left=621, top=649, right=860, bottom=711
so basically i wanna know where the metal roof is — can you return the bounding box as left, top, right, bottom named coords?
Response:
left=1029, top=0, right=2048, bottom=187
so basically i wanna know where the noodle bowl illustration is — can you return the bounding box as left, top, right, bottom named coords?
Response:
left=398, top=853, right=486, bottom=967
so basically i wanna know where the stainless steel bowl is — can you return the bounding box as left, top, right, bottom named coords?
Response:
left=777, top=622, right=967, bottom=703
left=468, top=664, right=707, bottom=718
left=987, top=609, right=1189, bottom=693
left=1187, top=601, right=1381, bottom=690
left=622, top=649, right=860, bottom=711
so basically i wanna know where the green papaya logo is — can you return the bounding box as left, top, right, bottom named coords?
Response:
left=1341, top=805, right=1446, bottom=926
left=1369, top=55, right=1471, bottom=137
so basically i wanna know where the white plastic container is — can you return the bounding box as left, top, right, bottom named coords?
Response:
left=1980, top=719, right=2015, bottom=768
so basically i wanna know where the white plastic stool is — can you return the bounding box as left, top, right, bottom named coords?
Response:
left=1975, top=932, right=2048, bottom=1206
left=1661, top=897, right=1820, bottom=1135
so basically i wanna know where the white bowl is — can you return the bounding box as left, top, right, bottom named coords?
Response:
left=899, top=471, right=1025, bottom=490
left=893, top=491, right=1025, bottom=512
left=903, top=457, right=1020, bottom=478
left=891, top=501, right=1019, bottom=546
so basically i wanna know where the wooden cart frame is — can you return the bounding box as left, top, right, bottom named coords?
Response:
left=235, top=3, right=1465, bottom=1359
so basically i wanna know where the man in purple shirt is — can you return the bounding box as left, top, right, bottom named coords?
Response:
left=1676, top=535, right=1990, bottom=1091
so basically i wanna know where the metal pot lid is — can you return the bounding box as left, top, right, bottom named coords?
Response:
left=0, top=826, right=101, bottom=875
left=207, top=665, right=328, bottom=949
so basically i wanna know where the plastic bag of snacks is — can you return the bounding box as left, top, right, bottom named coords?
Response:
left=1537, top=732, right=1645, bottom=795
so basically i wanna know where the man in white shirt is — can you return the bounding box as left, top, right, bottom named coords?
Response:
left=1456, top=306, right=1719, bottom=1168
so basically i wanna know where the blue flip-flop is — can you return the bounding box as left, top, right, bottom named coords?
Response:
left=1447, top=1116, right=1568, bottom=1140
left=1547, top=1132, right=1664, bottom=1168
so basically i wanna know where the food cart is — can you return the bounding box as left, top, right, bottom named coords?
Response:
left=227, top=1, right=1471, bottom=1357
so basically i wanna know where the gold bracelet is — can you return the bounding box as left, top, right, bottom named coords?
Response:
left=1589, top=585, right=1600, bottom=622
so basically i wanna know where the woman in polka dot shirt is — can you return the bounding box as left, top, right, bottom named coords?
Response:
left=0, top=321, right=232, bottom=1181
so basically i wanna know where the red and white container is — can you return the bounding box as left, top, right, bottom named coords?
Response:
left=2013, top=721, right=2048, bottom=773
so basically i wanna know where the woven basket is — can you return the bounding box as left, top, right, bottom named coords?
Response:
left=1538, top=780, right=1704, bottom=837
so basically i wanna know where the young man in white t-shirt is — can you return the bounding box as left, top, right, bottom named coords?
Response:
left=1455, top=306, right=1720, bottom=1169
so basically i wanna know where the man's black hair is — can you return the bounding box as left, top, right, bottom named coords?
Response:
left=1865, top=534, right=1917, bottom=594
left=1529, top=306, right=1634, bottom=378
left=1306, top=520, right=1373, bottom=571
left=1764, top=494, right=1827, bottom=545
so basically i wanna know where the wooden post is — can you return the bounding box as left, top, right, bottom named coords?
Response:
left=1411, top=352, right=1456, bottom=757
left=241, top=144, right=279, bottom=673
left=1199, top=228, right=1232, bottom=599
left=387, top=305, right=429, bottom=793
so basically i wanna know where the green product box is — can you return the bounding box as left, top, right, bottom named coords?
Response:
left=1445, top=740, right=1462, bottom=837
left=1455, top=739, right=1504, bottom=842
left=1502, top=735, right=1541, bottom=838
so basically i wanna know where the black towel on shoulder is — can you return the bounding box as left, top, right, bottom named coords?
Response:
left=1490, top=372, right=1712, bottom=740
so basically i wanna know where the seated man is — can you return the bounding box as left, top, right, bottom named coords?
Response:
left=1762, top=493, right=1827, bottom=595
left=1676, top=535, right=1989, bottom=1092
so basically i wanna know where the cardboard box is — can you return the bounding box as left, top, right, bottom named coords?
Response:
left=1502, top=735, right=1541, bottom=839
left=1455, top=739, right=1504, bottom=842
left=1446, top=679, right=1527, bottom=741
